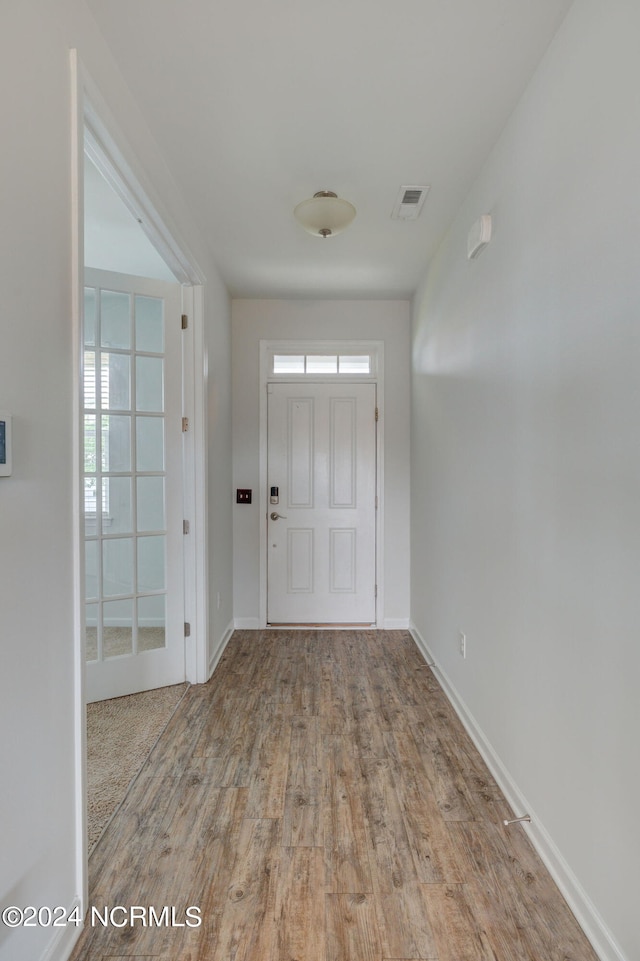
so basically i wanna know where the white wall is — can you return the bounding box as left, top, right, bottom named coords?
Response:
left=0, top=3, right=232, bottom=959
left=411, top=1, right=640, bottom=959
left=232, top=299, right=411, bottom=627
left=206, top=280, right=234, bottom=665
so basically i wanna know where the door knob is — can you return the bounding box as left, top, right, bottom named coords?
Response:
left=270, top=512, right=287, bottom=520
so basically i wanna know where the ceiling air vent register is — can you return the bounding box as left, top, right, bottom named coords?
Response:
left=391, top=184, right=430, bottom=221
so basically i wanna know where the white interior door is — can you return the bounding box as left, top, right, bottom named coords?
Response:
left=267, top=382, right=377, bottom=624
left=83, top=268, right=185, bottom=701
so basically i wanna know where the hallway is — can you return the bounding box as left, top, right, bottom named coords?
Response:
left=70, top=630, right=596, bottom=960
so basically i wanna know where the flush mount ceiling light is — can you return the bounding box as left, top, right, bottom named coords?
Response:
left=293, top=190, right=356, bottom=238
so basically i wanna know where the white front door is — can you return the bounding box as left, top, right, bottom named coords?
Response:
left=83, top=268, right=185, bottom=701
left=267, top=382, right=377, bottom=624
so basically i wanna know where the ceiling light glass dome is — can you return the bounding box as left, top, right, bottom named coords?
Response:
left=294, top=191, right=356, bottom=238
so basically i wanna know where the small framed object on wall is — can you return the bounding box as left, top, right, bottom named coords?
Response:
left=0, top=412, right=12, bottom=477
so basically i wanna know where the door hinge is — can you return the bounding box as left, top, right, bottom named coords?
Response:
left=181, top=314, right=188, bottom=330
left=184, top=622, right=191, bottom=637
left=182, top=416, right=189, bottom=432
left=374, top=585, right=378, bottom=597
left=183, top=519, right=190, bottom=535
left=375, top=495, right=378, bottom=509
left=375, top=406, right=379, bottom=422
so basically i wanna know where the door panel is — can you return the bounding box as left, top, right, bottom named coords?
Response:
left=267, top=382, right=376, bottom=624
left=84, top=268, right=185, bottom=701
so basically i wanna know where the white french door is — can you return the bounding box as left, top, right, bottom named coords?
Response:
left=83, top=268, right=185, bottom=701
left=267, top=382, right=377, bottom=624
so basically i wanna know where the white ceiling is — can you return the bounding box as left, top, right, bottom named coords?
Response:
left=85, top=0, right=574, bottom=299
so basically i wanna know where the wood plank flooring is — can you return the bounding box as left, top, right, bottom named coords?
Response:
left=70, top=630, right=598, bottom=961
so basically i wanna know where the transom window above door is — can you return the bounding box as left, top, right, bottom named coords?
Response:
left=273, top=353, right=371, bottom=375
left=265, top=342, right=379, bottom=380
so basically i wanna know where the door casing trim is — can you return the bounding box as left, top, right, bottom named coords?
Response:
left=71, top=50, right=209, bottom=915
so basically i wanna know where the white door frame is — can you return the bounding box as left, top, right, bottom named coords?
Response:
left=71, top=51, right=209, bottom=912
left=258, top=339, right=385, bottom=628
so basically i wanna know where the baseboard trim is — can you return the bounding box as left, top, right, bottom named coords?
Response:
left=233, top=617, right=261, bottom=629
left=208, top=620, right=234, bottom=680
left=409, top=622, right=628, bottom=961
left=233, top=618, right=412, bottom=631
left=39, top=896, right=83, bottom=961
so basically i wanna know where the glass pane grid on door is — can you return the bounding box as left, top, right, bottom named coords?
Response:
left=84, top=286, right=167, bottom=662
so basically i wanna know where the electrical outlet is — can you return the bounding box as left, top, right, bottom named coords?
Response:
left=459, top=632, right=466, bottom=659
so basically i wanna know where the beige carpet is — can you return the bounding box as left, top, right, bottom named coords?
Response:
left=87, top=683, right=188, bottom=852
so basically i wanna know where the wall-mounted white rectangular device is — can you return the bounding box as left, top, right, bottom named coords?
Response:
left=467, top=214, right=492, bottom=259
left=0, top=412, right=12, bottom=476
